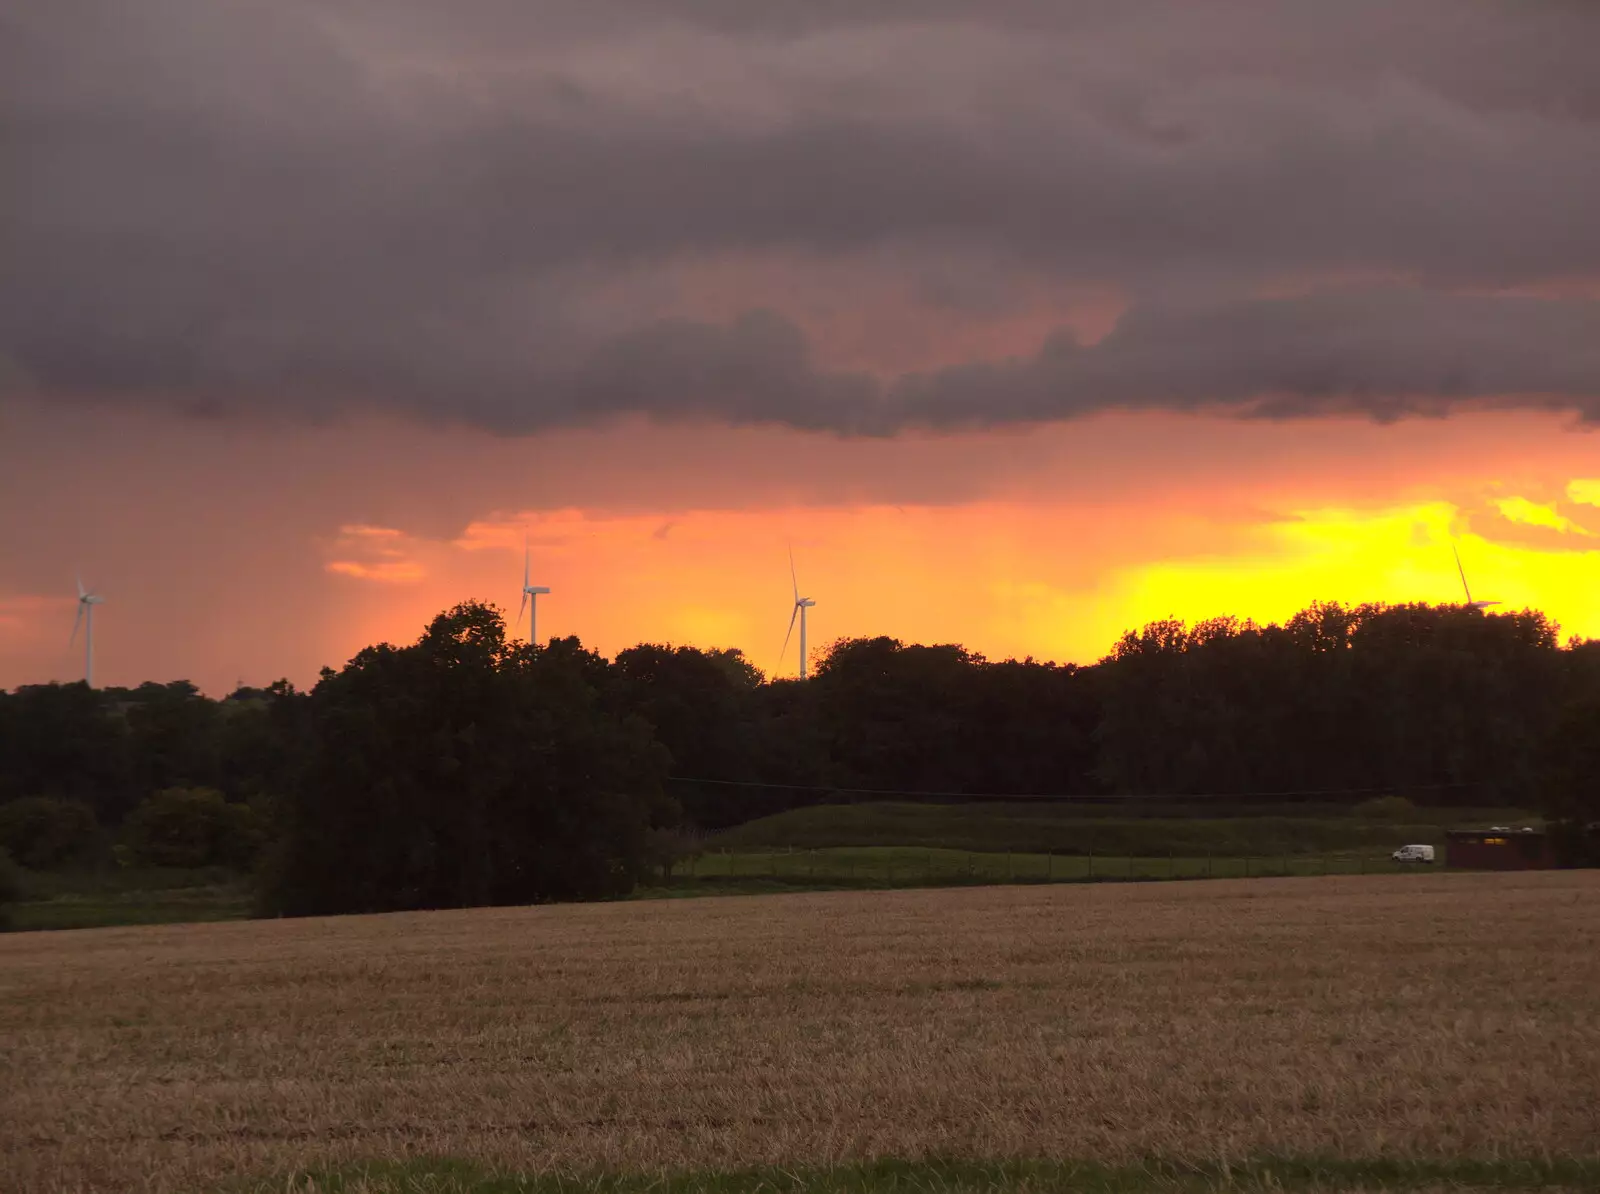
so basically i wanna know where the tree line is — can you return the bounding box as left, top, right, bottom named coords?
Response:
left=1, top=598, right=1597, bottom=918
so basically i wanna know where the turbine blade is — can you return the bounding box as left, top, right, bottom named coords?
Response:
left=1453, top=543, right=1472, bottom=605
left=517, top=592, right=528, bottom=627
left=70, top=603, right=83, bottom=647
left=523, top=536, right=530, bottom=589
left=76, top=573, right=86, bottom=600
left=789, top=546, right=799, bottom=603
left=779, top=603, right=799, bottom=670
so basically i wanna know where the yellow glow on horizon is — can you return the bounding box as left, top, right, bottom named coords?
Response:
left=334, top=486, right=1600, bottom=673
left=1100, top=498, right=1600, bottom=648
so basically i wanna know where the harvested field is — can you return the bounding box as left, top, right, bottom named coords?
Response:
left=2, top=873, right=1598, bottom=1193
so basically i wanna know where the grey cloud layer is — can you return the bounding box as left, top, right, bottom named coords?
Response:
left=3, top=0, right=1599, bottom=432
left=559, top=292, right=1600, bottom=434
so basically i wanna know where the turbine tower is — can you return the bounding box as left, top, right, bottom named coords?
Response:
left=1453, top=543, right=1499, bottom=611
left=70, top=576, right=105, bottom=687
left=518, top=538, right=550, bottom=645
left=781, top=549, right=817, bottom=679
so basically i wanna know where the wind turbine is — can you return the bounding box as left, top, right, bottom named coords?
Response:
left=780, top=549, right=817, bottom=679
left=70, top=575, right=105, bottom=687
left=518, top=537, right=550, bottom=645
left=1453, top=543, right=1499, bottom=611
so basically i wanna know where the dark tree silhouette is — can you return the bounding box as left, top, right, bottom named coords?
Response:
left=1, top=598, right=1594, bottom=910
left=262, top=603, right=671, bottom=915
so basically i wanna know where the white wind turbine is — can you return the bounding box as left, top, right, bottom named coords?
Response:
left=70, top=575, right=106, bottom=687
left=518, top=537, right=550, bottom=645
left=780, top=549, right=817, bottom=680
left=1453, top=543, right=1499, bottom=611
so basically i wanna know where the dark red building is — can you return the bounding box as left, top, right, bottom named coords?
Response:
left=1445, top=828, right=1555, bottom=870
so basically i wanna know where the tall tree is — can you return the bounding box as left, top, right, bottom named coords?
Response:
left=264, top=603, right=670, bottom=915
left=610, top=644, right=766, bottom=828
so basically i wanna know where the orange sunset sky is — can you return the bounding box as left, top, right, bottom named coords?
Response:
left=4, top=404, right=1600, bottom=694
left=5, top=1, right=1600, bottom=693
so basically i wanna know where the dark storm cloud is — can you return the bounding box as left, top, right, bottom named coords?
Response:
left=890, top=290, right=1600, bottom=429
left=540, top=289, right=1600, bottom=435
left=3, top=0, right=1599, bottom=432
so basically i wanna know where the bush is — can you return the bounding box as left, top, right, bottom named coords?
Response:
left=0, top=796, right=101, bottom=869
left=0, top=847, right=23, bottom=930
left=1548, top=819, right=1600, bottom=867
left=123, top=788, right=263, bottom=869
left=642, top=826, right=703, bottom=882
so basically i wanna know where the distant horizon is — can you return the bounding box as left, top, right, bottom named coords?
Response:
left=12, top=587, right=1568, bottom=700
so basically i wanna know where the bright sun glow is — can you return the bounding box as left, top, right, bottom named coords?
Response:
left=331, top=488, right=1600, bottom=677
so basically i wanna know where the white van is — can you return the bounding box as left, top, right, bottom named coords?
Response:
left=1391, top=844, right=1436, bottom=863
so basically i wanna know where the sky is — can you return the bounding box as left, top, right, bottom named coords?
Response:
left=4, top=0, right=1600, bottom=692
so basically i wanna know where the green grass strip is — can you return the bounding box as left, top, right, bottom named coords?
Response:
left=253, top=1156, right=1600, bottom=1194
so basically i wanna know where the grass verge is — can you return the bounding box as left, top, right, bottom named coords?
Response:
left=706, top=802, right=1539, bottom=858
left=251, top=1156, right=1600, bottom=1194
left=641, top=844, right=1426, bottom=896
left=3, top=848, right=1427, bottom=926
left=8, top=865, right=253, bottom=931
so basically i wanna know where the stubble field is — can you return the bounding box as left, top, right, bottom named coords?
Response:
left=2, top=873, right=1598, bottom=1193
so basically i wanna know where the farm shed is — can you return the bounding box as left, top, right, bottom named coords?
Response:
left=1445, top=827, right=1554, bottom=870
